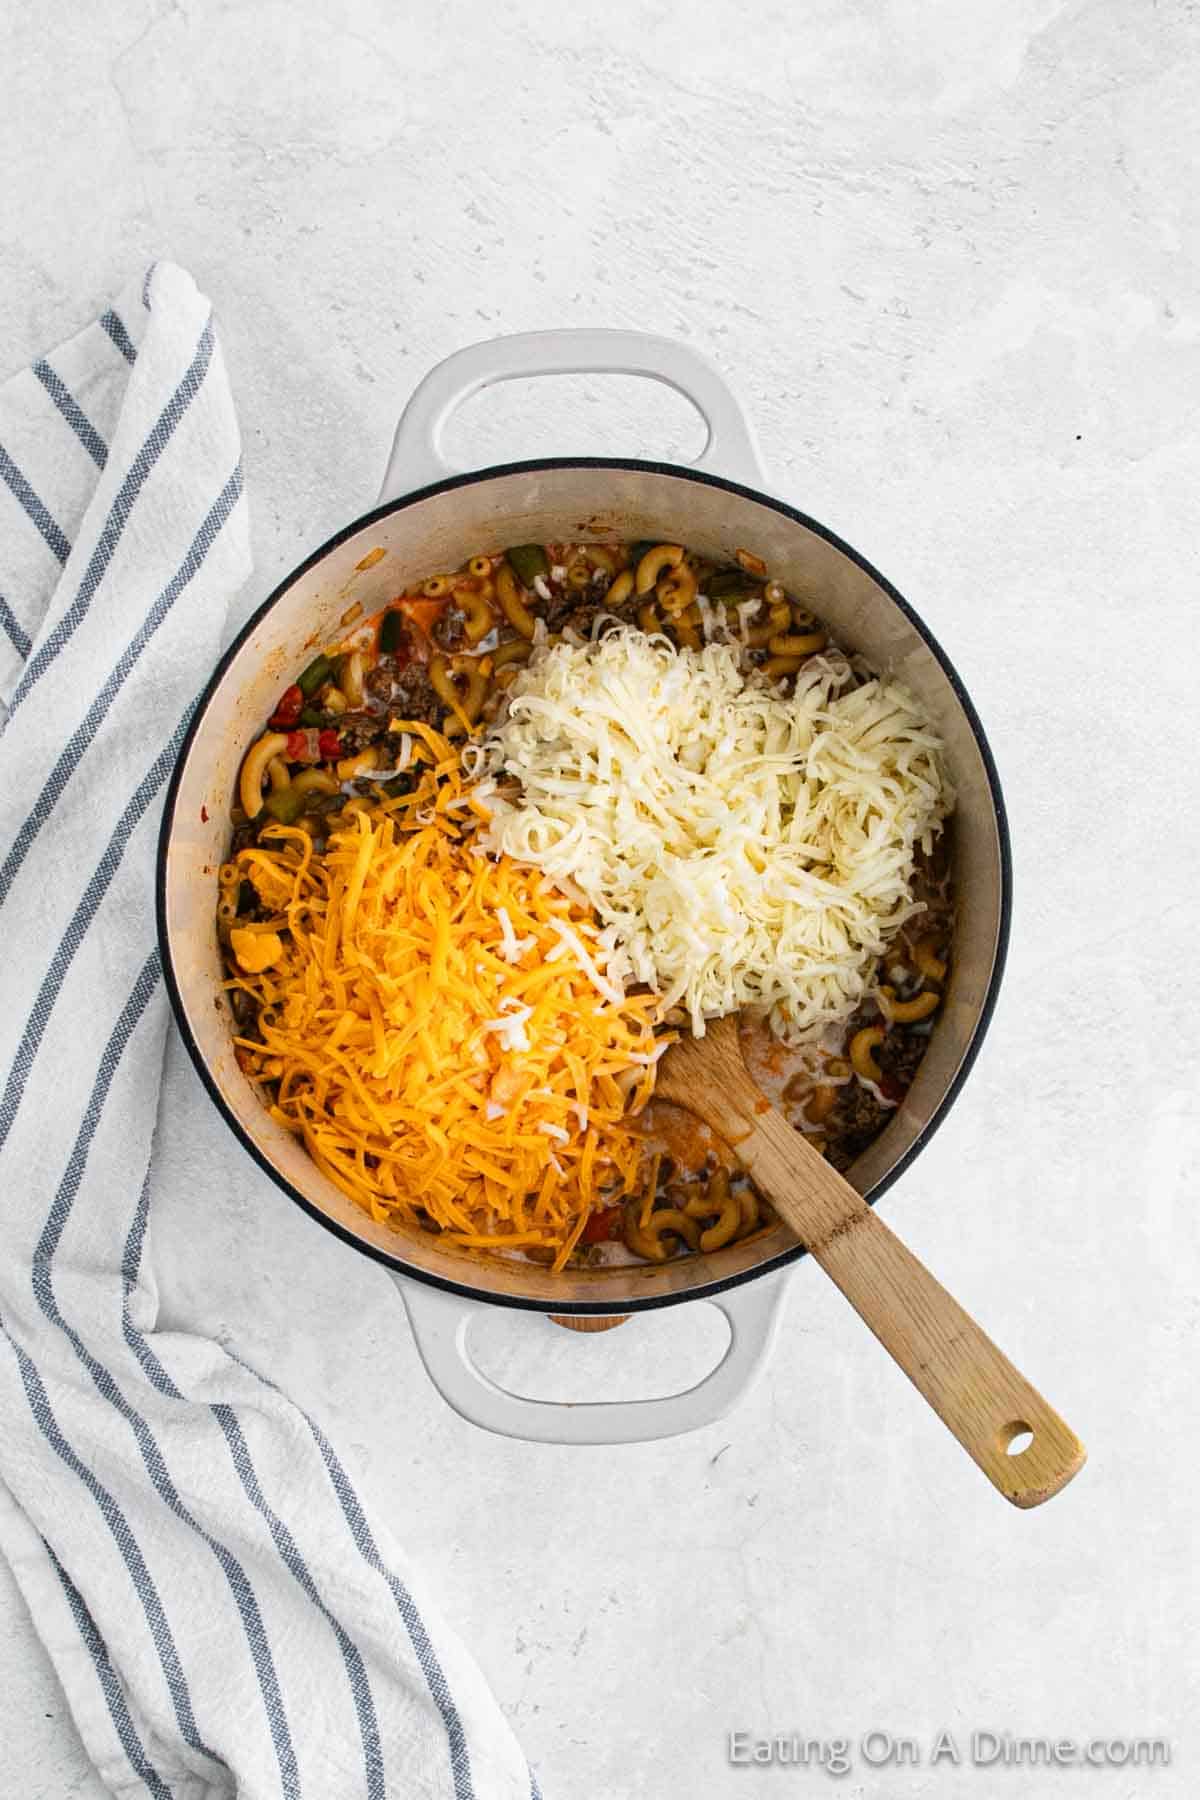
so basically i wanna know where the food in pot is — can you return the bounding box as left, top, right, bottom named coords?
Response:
left=469, top=623, right=949, bottom=1042
left=219, top=541, right=953, bottom=1267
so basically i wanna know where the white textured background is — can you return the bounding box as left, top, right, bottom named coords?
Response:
left=3, top=2, right=1199, bottom=1796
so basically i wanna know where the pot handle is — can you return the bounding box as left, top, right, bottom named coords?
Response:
left=379, top=329, right=766, bottom=500
left=394, top=1272, right=788, bottom=1445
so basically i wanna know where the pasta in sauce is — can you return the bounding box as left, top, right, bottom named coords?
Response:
left=220, top=540, right=953, bottom=1269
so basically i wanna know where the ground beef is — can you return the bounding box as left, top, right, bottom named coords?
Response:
left=362, top=655, right=401, bottom=713
left=564, top=601, right=612, bottom=637
left=541, top=592, right=614, bottom=637
left=362, top=653, right=442, bottom=725
left=333, top=708, right=388, bottom=752
left=825, top=1080, right=890, bottom=1173
left=875, top=1027, right=926, bottom=1089
left=540, top=585, right=584, bottom=631
left=391, top=661, right=443, bottom=724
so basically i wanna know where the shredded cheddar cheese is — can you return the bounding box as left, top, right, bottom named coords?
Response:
left=226, top=732, right=663, bottom=1266
left=229, top=927, right=284, bottom=974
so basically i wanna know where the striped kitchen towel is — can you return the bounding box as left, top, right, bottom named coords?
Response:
left=0, top=262, right=539, bottom=1800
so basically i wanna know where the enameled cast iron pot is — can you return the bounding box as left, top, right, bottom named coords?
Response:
left=158, top=331, right=1011, bottom=1445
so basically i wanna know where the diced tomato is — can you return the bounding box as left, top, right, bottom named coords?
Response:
left=281, top=727, right=342, bottom=765
left=582, top=1205, right=623, bottom=1244
left=879, top=1072, right=907, bottom=1103
left=269, top=684, right=304, bottom=728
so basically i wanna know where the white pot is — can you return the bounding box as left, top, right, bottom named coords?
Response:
left=158, top=330, right=1010, bottom=1444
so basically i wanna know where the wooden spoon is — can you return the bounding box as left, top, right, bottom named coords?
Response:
left=654, top=1015, right=1085, bottom=1508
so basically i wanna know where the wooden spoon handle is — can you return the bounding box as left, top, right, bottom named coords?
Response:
left=733, top=1103, right=1086, bottom=1507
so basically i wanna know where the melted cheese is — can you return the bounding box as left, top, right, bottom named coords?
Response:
left=468, top=628, right=953, bottom=1042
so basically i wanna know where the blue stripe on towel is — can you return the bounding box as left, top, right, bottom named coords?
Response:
left=27, top=975, right=302, bottom=1796
left=10, top=314, right=215, bottom=713
left=0, top=717, right=190, bottom=1152
left=0, top=442, right=71, bottom=564
left=44, top=1541, right=173, bottom=1800
left=2, top=1319, right=224, bottom=1772
left=0, top=464, right=242, bottom=905
left=119, top=1171, right=305, bottom=1799
left=100, top=309, right=138, bottom=365
left=33, top=361, right=108, bottom=468
left=211, top=1408, right=387, bottom=1800
left=308, top=1415, right=477, bottom=1800
left=0, top=593, right=31, bottom=659
left=114, top=1175, right=387, bottom=1791
left=229, top=1347, right=477, bottom=1800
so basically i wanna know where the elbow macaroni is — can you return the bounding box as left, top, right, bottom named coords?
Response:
left=239, top=732, right=289, bottom=820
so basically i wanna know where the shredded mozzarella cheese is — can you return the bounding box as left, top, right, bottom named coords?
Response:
left=471, top=627, right=953, bottom=1042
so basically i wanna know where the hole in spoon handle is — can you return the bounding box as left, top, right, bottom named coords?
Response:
left=723, top=1102, right=1086, bottom=1507
left=813, top=1210, right=1087, bottom=1507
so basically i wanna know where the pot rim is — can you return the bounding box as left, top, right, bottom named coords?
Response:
left=156, top=455, right=1012, bottom=1315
